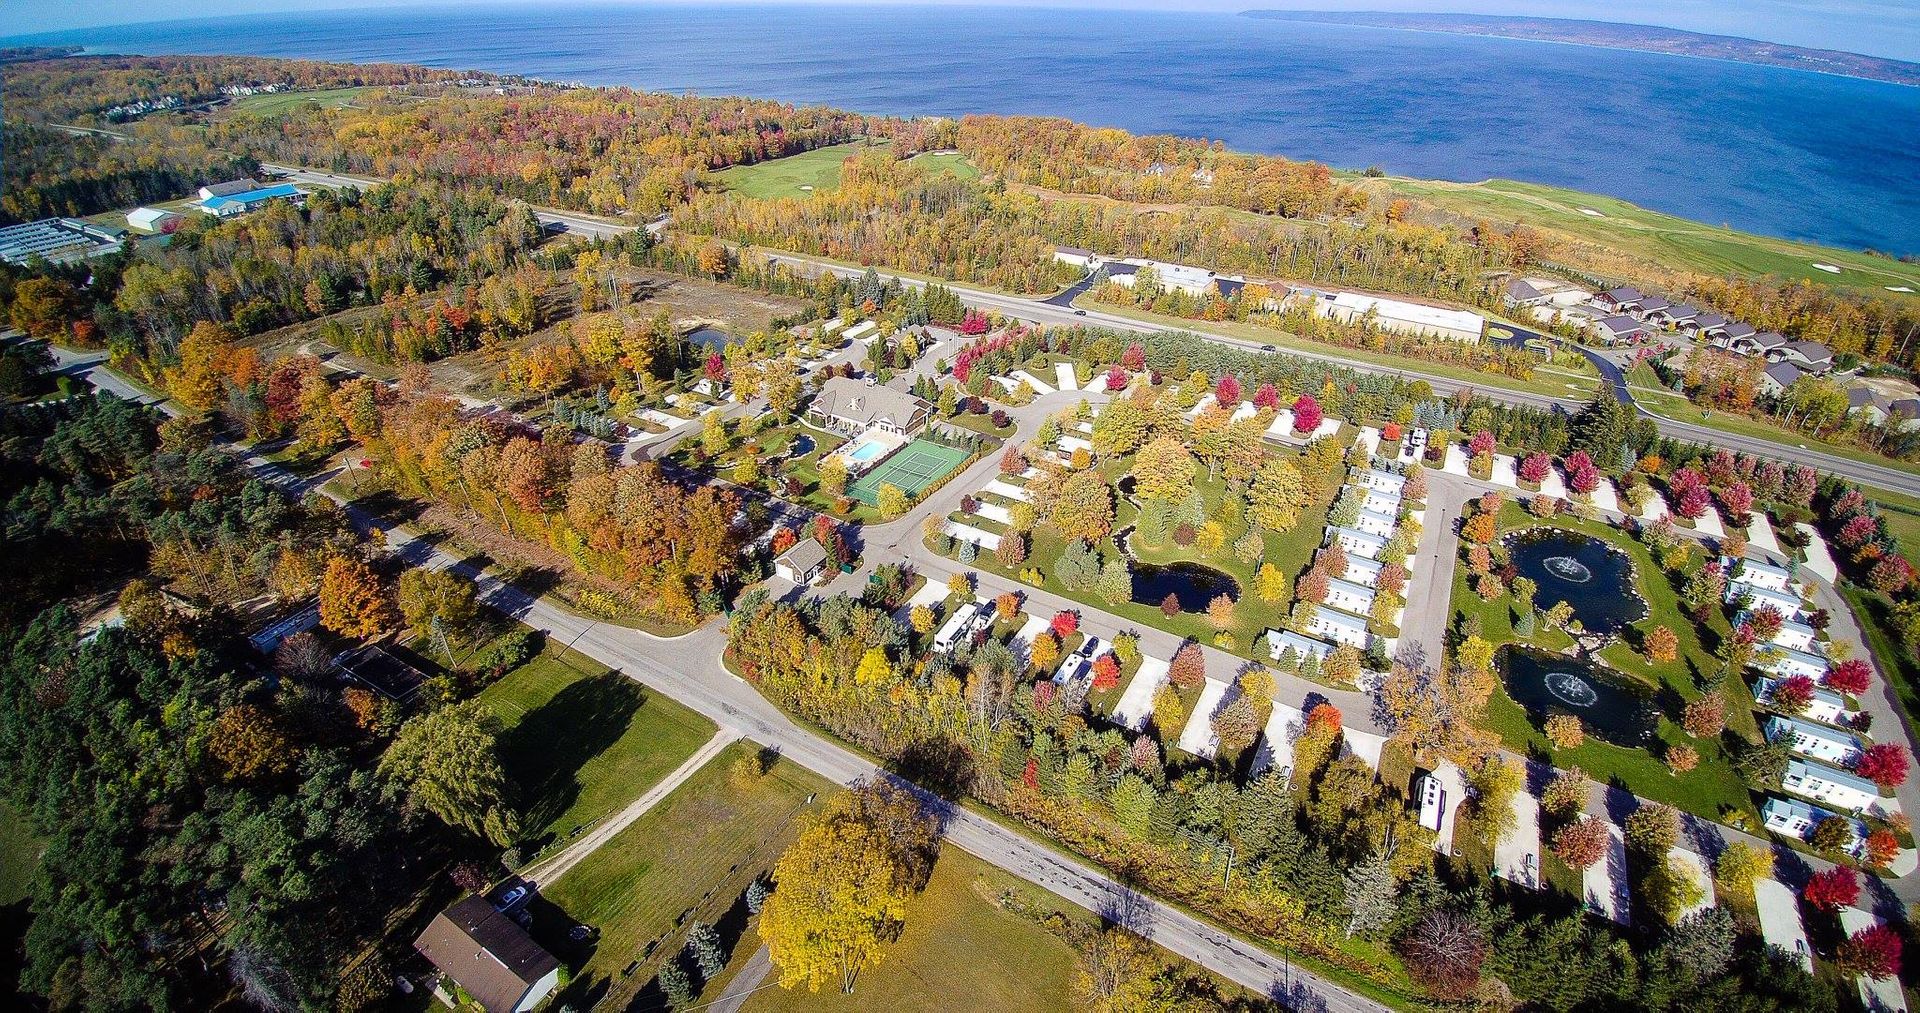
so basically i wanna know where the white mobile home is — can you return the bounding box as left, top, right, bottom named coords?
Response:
left=1350, top=469, right=1406, bottom=496
left=1308, top=606, right=1371, bottom=649
left=1324, top=578, right=1376, bottom=616
left=1727, top=556, right=1795, bottom=593
left=1341, top=554, right=1385, bottom=588
left=1353, top=507, right=1399, bottom=538
left=1266, top=628, right=1334, bottom=666
left=1761, top=796, right=1865, bottom=857
left=1754, top=676, right=1853, bottom=726
left=1328, top=526, right=1389, bottom=561
left=1756, top=645, right=1829, bottom=682
left=1766, top=715, right=1862, bottom=766
left=1782, top=758, right=1881, bottom=814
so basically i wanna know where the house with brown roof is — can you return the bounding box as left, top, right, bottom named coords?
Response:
left=805, top=376, right=932, bottom=435
left=414, top=896, right=562, bottom=1013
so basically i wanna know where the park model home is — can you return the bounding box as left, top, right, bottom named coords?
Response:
left=1766, top=715, right=1862, bottom=766
left=1328, top=526, right=1389, bottom=561
left=1782, top=757, right=1882, bottom=815
left=1307, top=606, right=1371, bottom=650
left=414, top=897, right=561, bottom=1013
left=1761, top=796, right=1866, bottom=857
left=1728, top=556, right=1796, bottom=593
left=1754, top=675, right=1854, bottom=725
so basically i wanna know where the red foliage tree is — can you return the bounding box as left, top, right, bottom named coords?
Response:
left=1291, top=394, right=1322, bottom=435
left=1296, top=568, right=1331, bottom=604
left=1568, top=463, right=1600, bottom=495
left=1826, top=658, right=1873, bottom=696
left=1677, top=484, right=1712, bottom=520
left=1869, top=556, right=1913, bottom=595
left=1214, top=373, right=1242, bottom=407
left=1771, top=673, right=1817, bottom=713
left=1104, top=365, right=1128, bottom=391
left=1866, top=829, right=1902, bottom=869
left=1091, top=653, right=1121, bottom=691
left=1749, top=605, right=1785, bottom=642
left=1803, top=866, right=1861, bottom=912
left=1050, top=610, right=1080, bottom=638
left=1122, top=342, right=1147, bottom=372
left=1253, top=382, right=1281, bottom=410
left=1168, top=642, right=1206, bottom=688
left=1839, top=924, right=1904, bottom=980
left=704, top=350, right=726, bottom=383
left=770, top=526, right=798, bottom=555
left=1856, top=743, right=1911, bottom=788
left=1469, top=430, right=1495, bottom=457
left=1518, top=452, right=1552, bottom=484
left=1718, top=481, right=1754, bottom=523
left=1838, top=514, right=1879, bottom=549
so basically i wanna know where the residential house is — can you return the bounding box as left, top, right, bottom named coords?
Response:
left=1759, top=362, right=1806, bottom=398
left=1324, top=577, right=1376, bottom=615
left=1266, top=628, right=1334, bottom=666
left=1737, top=610, right=1820, bottom=653
left=1632, top=295, right=1672, bottom=319
left=414, top=897, right=562, bottom=1013
left=1735, top=331, right=1791, bottom=358
left=1754, top=675, right=1853, bottom=725
left=804, top=376, right=932, bottom=435
left=1756, top=645, right=1830, bottom=682
left=1351, top=468, right=1407, bottom=496
left=1307, top=606, right=1371, bottom=649
left=1053, top=246, right=1096, bottom=270
left=1648, top=303, right=1700, bottom=329
left=1353, top=507, right=1399, bottom=538
left=1682, top=311, right=1728, bottom=340
left=1597, top=287, right=1647, bottom=312
left=1761, top=796, right=1864, bottom=856
left=1356, top=487, right=1402, bottom=517
left=1328, top=526, right=1389, bottom=560
left=1778, top=341, right=1834, bottom=373
left=1783, top=758, right=1882, bottom=814
left=1726, top=581, right=1805, bottom=620
left=773, top=539, right=829, bottom=584
left=1503, top=279, right=1550, bottom=309
left=1726, top=557, right=1795, bottom=593
left=1765, top=715, right=1862, bottom=766
left=1712, top=321, right=1757, bottom=348
left=1342, top=554, right=1385, bottom=588
left=1590, top=315, right=1648, bottom=345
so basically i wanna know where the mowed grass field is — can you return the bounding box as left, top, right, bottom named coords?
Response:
left=222, top=86, right=375, bottom=117
left=477, top=645, right=716, bottom=860
left=1378, top=176, right=1920, bottom=295
left=740, top=846, right=1081, bottom=1013
left=535, top=740, right=831, bottom=1011
left=718, top=141, right=980, bottom=199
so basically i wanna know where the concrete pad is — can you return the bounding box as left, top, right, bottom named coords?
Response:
left=1749, top=513, right=1783, bottom=557
left=1054, top=362, right=1079, bottom=392
left=1754, top=878, right=1813, bottom=972
left=1343, top=727, right=1387, bottom=769
left=1540, top=469, right=1568, bottom=499
left=1639, top=491, right=1669, bottom=522
left=1058, top=435, right=1093, bottom=454
left=944, top=521, right=1002, bottom=552
left=982, top=479, right=1029, bottom=502
left=972, top=502, right=1012, bottom=524
left=990, top=375, right=1020, bottom=394
left=1589, top=480, right=1620, bottom=513
left=1491, top=454, right=1518, bottom=488
left=1430, top=760, right=1467, bottom=856
left=1185, top=394, right=1217, bottom=418
left=1356, top=426, right=1382, bottom=459
left=1175, top=678, right=1231, bottom=758
left=1265, top=408, right=1296, bottom=437
left=1250, top=701, right=1306, bottom=777
left=1583, top=822, right=1631, bottom=926
left=1309, top=417, right=1341, bottom=440
left=1669, top=847, right=1715, bottom=920
left=1011, top=614, right=1051, bottom=659
left=1230, top=401, right=1260, bottom=423
left=1011, top=369, right=1055, bottom=394
left=900, top=581, right=948, bottom=615
left=1443, top=445, right=1470, bottom=476
left=1111, top=656, right=1169, bottom=732
left=1493, top=789, right=1542, bottom=889
left=1074, top=421, right=1095, bottom=435
left=1696, top=506, right=1726, bottom=538
left=1798, top=524, right=1840, bottom=582
left=1840, top=908, right=1909, bottom=1011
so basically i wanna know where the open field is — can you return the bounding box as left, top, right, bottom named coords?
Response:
left=220, top=86, right=377, bottom=117
left=718, top=141, right=979, bottom=199
left=478, top=645, right=716, bottom=861
left=1378, top=176, right=1920, bottom=295
left=739, top=847, right=1080, bottom=1013
left=533, top=740, right=832, bottom=1011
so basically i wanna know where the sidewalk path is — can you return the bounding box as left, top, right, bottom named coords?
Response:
left=522, top=728, right=742, bottom=887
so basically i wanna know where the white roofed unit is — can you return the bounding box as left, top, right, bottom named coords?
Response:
left=1353, top=507, right=1398, bottom=538
left=1727, top=582, right=1804, bottom=620
left=1307, top=606, right=1371, bottom=649
left=1737, top=611, right=1820, bottom=654
left=1755, top=645, right=1828, bottom=682
left=1324, top=577, right=1376, bottom=615
left=1342, top=554, right=1385, bottom=588
left=1728, top=556, right=1795, bottom=592
left=1316, top=291, right=1485, bottom=343
left=1328, top=526, right=1389, bottom=560
left=1351, top=468, right=1406, bottom=495
left=1783, top=758, right=1882, bottom=814
left=1266, top=628, right=1334, bottom=665
left=1753, top=676, right=1853, bottom=726
left=1765, top=715, right=1862, bottom=766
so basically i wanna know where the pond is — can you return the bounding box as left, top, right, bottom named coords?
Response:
left=1503, top=528, right=1647, bottom=635
left=1131, top=561, right=1240, bottom=613
left=686, top=326, right=733, bottom=350
left=1500, top=647, right=1660, bottom=747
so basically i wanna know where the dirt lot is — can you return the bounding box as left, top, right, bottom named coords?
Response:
left=243, top=268, right=808, bottom=402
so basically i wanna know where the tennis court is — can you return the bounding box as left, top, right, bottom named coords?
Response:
left=848, top=439, right=971, bottom=505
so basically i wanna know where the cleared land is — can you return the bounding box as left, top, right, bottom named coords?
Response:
left=478, top=645, right=716, bottom=861
left=718, top=141, right=980, bottom=199
left=1378, top=176, right=1920, bottom=295
left=532, top=740, right=832, bottom=1011
left=740, top=847, right=1080, bottom=1012
left=221, top=86, right=376, bottom=118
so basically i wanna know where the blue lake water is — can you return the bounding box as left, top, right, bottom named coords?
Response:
left=10, top=3, right=1920, bottom=254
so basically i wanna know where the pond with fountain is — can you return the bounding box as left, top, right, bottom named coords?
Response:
left=1499, top=646, right=1660, bottom=747
left=1503, top=528, right=1648, bottom=635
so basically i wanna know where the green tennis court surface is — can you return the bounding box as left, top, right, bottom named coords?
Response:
left=848, top=439, right=970, bottom=505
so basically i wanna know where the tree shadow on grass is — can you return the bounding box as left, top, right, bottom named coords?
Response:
left=502, top=670, right=645, bottom=854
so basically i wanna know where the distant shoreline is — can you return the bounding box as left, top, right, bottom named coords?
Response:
left=1241, top=11, right=1920, bottom=88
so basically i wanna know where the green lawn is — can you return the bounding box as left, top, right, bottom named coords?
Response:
left=717, top=141, right=980, bottom=199
left=737, top=847, right=1079, bottom=1013
left=479, top=646, right=716, bottom=860
left=0, top=803, right=42, bottom=907
left=1457, top=512, right=1762, bottom=828
left=1380, top=176, right=1920, bottom=296
left=938, top=451, right=1342, bottom=664
left=533, top=740, right=831, bottom=1011
left=224, top=86, right=375, bottom=117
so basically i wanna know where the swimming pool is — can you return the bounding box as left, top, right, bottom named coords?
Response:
left=845, top=439, right=888, bottom=463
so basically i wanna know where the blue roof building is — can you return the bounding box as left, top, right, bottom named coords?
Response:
left=200, top=183, right=305, bottom=217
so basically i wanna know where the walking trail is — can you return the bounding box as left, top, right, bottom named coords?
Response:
left=521, top=728, right=742, bottom=887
